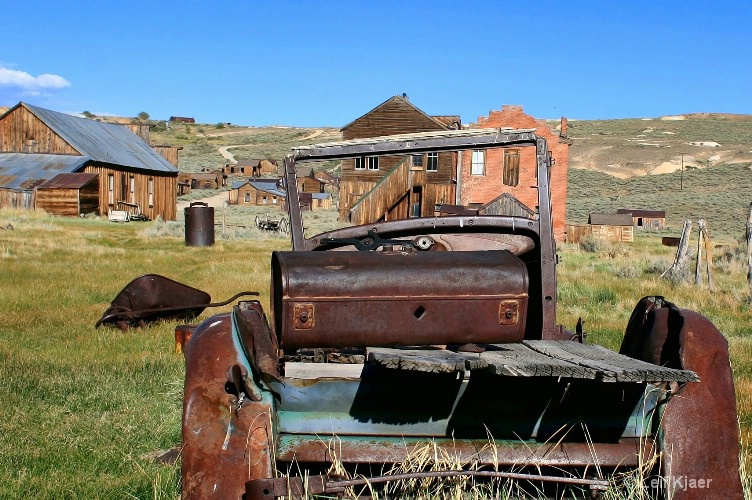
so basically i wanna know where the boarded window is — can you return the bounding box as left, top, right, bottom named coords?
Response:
left=503, top=149, right=520, bottom=186
left=427, top=153, right=438, bottom=172
left=367, top=157, right=379, bottom=170
left=471, top=150, right=485, bottom=175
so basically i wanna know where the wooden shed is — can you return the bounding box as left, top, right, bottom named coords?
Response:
left=36, top=172, right=99, bottom=216
left=617, top=208, right=667, bottom=230
left=566, top=213, right=634, bottom=243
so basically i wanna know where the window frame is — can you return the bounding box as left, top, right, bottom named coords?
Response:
left=471, top=150, right=486, bottom=176
left=426, top=152, right=438, bottom=172
left=366, top=156, right=379, bottom=170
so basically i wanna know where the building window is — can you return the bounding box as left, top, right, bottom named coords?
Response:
left=503, top=149, right=520, bottom=186
left=426, top=153, right=438, bottom=172
left=107, top=174, right=114, bottom=205
left=412, top=154, right=423, bottom=167
left=471, top=150, right=485, bottom=175
left=272, top=196, right=278, bottom=204
left=262, top=196, right=268, bottom=204
left=354, top=157, right=365, bottom=170
left=148, top=177, right=154, bottom=207
left=244, top=193, right=250, bottom=203
left=367, top=157, right=379, bottom=170
left=129, top=175, right=135, bottom=203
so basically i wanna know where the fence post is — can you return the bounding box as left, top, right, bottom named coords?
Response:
left=699, top=219, right=714, bottom=291
left=663, top=219, right=693, bottom=279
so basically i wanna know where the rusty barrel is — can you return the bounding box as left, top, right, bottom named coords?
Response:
left=184, top=202, right=215, bottom=246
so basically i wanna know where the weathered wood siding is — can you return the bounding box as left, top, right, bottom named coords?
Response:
left=36, top=185, right=98, bottom=217
left=126, top=124, right=151, bottom=143
left=298, top=176, right=325, bottom=193
left=339, top=97, right=456, bottom=221
left=0, top=189, right=34, bottom=209
left=350, top=160, right=411, bottom=225
left=0, top=105, right=80, bottom=154
left=566, top=224, right=634, bottom=244
left=152, top=145, right=181, bottom=167
left=82, top=165, right=177, bottom=220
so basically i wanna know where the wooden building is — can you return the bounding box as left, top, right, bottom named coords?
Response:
left=338, top=95, right=460, bottom=223
left=228, top=179, right=286, bottom=207
left=169, top=116, right=195, bottom=124
left=297, top=170, right=327, bottom=193
left=35, top=172, right=99, bottom=216
left=152, top=144, right=182, bottom=167
left=566, top=213, right=634, bottom=243
left=223, top=159, right=278, bottom=177
left=617, top=208, right=667, bottom=230
left=459, top=105, right=571, bottom=242
left=177, top=171, right=223, bottom=193
left=0, top=102, right=178, bottom=220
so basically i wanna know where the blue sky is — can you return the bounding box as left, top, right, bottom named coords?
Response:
left=1, top=1, right=750, bottom=127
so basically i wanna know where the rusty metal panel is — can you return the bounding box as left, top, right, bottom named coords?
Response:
left=271, top=250, right=529, bottom=348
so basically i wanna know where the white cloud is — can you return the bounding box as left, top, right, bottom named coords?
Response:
left=0, top=66, right=71, bottom=91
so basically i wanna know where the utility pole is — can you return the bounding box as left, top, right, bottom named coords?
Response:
left=680, top=153, right=684, bottom=190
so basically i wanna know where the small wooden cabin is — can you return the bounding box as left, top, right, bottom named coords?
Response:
left=297, top=170, right=327, bottom=193
left=229, top=179, right=286, bottom=207
left=35, top=172, right=99, bottom=216
left=617, top=208, right=666, bottom=230
left=566, top=213, right=634, bottom=243
left=169, top=116, right=195, bottom=124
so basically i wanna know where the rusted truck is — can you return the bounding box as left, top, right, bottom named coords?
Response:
left=180, top=129, right=743, bottom=498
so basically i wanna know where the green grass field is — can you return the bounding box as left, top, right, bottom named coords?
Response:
left=1, top=207, right=750, bottom=497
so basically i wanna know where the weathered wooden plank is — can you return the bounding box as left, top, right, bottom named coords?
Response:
left=366, top=342, right=697, bottom=383
left=523, top=341, right=699, bottom=383
left=481, top=344, right=599, bottom=379
left=367, top=347, right=487, bottom=373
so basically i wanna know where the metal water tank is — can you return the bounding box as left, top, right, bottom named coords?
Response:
left=184, top=202, right=215, bottom=246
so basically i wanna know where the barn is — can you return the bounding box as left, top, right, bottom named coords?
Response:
left=0, top=102, right=178, bottom=220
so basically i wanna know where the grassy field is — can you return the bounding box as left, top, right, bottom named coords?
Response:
left=1, top=206, right=751, bottom=497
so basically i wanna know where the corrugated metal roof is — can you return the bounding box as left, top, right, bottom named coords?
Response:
left=0, top=153, right=88, bottom=190
left=38, top=172, right=99, bottom=189
left=250, top=179, right=286, bottom=197
left=23, top=103, right=177, bottom=174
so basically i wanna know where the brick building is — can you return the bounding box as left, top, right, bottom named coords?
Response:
left=459, top=105, right=570, bottom=242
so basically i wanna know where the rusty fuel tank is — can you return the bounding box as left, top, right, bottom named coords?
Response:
left=271, top=250, right=529, bottom=349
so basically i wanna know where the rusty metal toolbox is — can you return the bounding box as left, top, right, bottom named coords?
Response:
left=271, top=250, right=529, bottom=348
